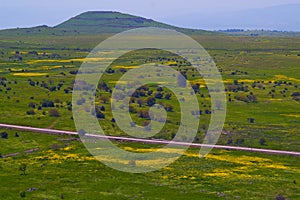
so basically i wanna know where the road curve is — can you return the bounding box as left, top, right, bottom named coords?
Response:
left=0, top=123, right=299, bottom=156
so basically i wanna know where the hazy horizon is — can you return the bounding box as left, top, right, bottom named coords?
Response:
left=1, top=1, right=300, bottom=31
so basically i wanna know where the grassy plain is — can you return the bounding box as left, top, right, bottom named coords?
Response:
left=0, top=33, right=299, bottom=199
left=0, top=130, right=299, bottom=199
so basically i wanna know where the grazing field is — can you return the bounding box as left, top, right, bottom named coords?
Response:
left=0, top=130, right=299, bottom=199
left=0, top=32, right=299, bottom=199
left=0, top=35, right=299, bottom=149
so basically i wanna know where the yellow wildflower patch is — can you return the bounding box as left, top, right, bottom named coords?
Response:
left=166, top=62, right=177, bottom=66
left=188, top=79, right=206, bottom=85
left=108, top=81, right=129, bottom=84
left=34, top=151, right=96, bottom=164
left=280, top=114, right=300, bottom=118
left=161, top=175, right=168, bottom=179
left=206, top=154, right=291, bottom=170
left=13, top=72, right=48, bottom=77
left=204, top=172, right=231, bottom=178
left=10, top=51, right=28, bottom=54
left=224, top=79, right=255, bottom=83
left=63, top=146, right=72, bottom=151
left=184, top=152, right=199, bottom=158
left=136, top=158, right=178, bottom=167
left=27, top=57, right=114, bottom=64
left=122, top=146, right=184, bottom=155
left=237, top=174, right=253, bottom=179
left=204, top=169, right=233, bottom=177
left=41, top=65, right=62, bottom=70
left=273, top=75, right=300, bottom=83
left=178, top=175, right=189, bottom=179
left=264, top=164, right=290, bottom=170
left=207, top=154, right=270, bottom=165
left=9, top=68, right=24, bottom=72
left=113, top=65, right=140, bottom=69
left=93, top=155, right=129, bottom=165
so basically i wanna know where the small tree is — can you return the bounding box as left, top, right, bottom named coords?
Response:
left=1, top=132, right=8, bottom=139
left=28, top=102, right=36, bottom=108
left=137, top=99, right=144, bottom=107
left=146, top=97, right=156, bottom=107
left=292, top=92, right=300, bottom=101
left=100, top=106, right=105, bottom=111
left=165, top=104, right=174, bottom=112
left=154, top=92, right=163, bottom=99
left=49, top=109, right=60, bottom=117
left=95, top=108, right=105, bottom=119
left=26, top=110, right=35, bottom=115
left=128, top=105, right=136, bottom=113
left=100, top=96, right=109, bottom=104
left=227, top=139, right=233, bottom=145
left=249, top=118, right=255, bottom=123
left=20, top=191, right=26, bottom=198
left=275, top=194, right=286, bottom=200
left=138, top=110, right=150, bottom=119
left=165, top=93, right=172, bottom=100
left=19, top=164, right=27, bottom=175
left=41, top=100, right=54, bottom=107
left=259, top=138, right=266, bottom=146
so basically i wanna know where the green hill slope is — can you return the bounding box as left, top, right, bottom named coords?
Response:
left=55, top=11, right=176, bottom=33
left=0, top=11, right=213, bottom=36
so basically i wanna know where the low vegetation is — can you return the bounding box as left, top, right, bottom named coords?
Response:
left=0, top=14, right=299, bottom=198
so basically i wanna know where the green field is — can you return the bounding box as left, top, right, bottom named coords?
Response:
left=0, top=11, right=300, bottom=199
left=0, top=34, right=299, bottom=149
left=0, top=130, right=299, bottom=199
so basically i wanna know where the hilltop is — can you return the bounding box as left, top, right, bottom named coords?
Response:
left=56, top=11, right=176, bottom=33
left=0, top=11, right=212, bottom=36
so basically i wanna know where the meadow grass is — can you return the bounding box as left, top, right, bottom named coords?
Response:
left=0, top=130, right=299, bottom=199
left=0, top=34, right=299, bottom=199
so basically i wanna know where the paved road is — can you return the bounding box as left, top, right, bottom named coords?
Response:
left=1, top=123, right=299, bottom=156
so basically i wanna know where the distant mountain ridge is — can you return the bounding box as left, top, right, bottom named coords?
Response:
left=0, top=11, right=212, bottom=36
left=163, top=4, right=300, bottom=32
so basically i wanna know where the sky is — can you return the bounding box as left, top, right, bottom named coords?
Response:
left=0, top=0, right=299, bottom=30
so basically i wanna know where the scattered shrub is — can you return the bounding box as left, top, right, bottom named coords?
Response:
left=49, top=109, right=60, bottom=117
left=259, top=138, right=266, bottom=146
left=26, top=110, right=35, bottom=115
left=1, top=132, right=8, bottom=139
left=20, top=191, right=26, bottom=198
left=19, top=164, right=27, bottom=175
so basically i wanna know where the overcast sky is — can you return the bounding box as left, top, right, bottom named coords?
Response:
left=0, top=0, right=299, bottom=29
